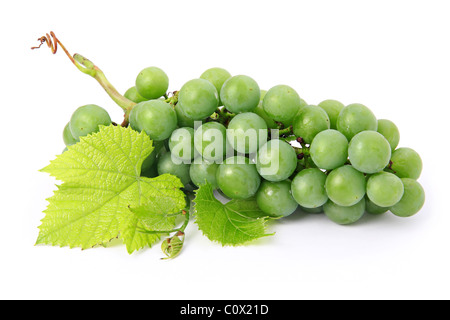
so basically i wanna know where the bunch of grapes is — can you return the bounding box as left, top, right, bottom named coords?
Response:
left=62, top=62, right=425, bottom=225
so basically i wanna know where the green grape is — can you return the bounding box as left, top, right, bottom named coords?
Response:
left=292, top=105, right=330, bottom=143
left=189, top=159, right=220, bottom=189
left=216, top=156, right=261, bottom=199
left=69, top=104, right=112, bottom=140
left=169, top=127, right=195, bottom=162
left=336, top=103, right=377, bottom=140
left=220, top=75, right=260, bottom=113
left=348, top=131, right=391, bottom=174
left=390, top=147, right=423, bottom=179
left=200, top=67, right=231, bottom=105
left=227, top=112, right=268, bottom=154
left=253, top=90, right=278, bottom=129
left=309, top=129, right=348, bottom=170
left=63, top=122, right=79, bottom=146
left=178, top=79, right=219, bottom=120
left=377, top=119, right=400, bottom=151
left=157, top=152, right=191, bottom=186
left=262, top=85, right=301, bottom=123
left=141, top=141, right=164, bottom=173
left=135, top=66, right=169, bottom=100
left=174, top=103, right=196, bottom=128
left=291, top=168, right=328, bottom=208
left=324, top=198, right=365, bottom=225
left=390, top=178, right=425, bottom=217
left=256, top=180, right=298, bottom=217
left=194, top=122, right=227, bottom=162
left=129, top=100, right=177, bottom=141
left=141, top=164, right=158, bottom=178
left=124, top=86, right=148, bottom=103
left=301, top=206, right=324, bottom=214
left=256, top=140, right=297, bottom=182
left=325, top=165, right=366, bottom=206
left=366, top=172, right=404, bottom=207
left=365, top=196, right=388, bottom=215
left=318, top=99, right=345, bottom=129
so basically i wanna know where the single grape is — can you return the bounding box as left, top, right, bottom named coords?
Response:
left=365, top=196, right=388, bottom=215
left=216, top=156, right=261, bottom=199
left=200, top=67, right=231, bottom=105
left=377, top=119, right=400, bottom=151
left=220, top=75, right=260, bottom=113
left=63, top=122, right=79, bottom=146
left=390, top=178, right=425, bottom=217
left=227, top=112, right=268, bottom=154
left=318, top=99, right=345, bottom=129
left=292, top=105, right=330, bottom=143
left=189, top=159, right=220, bottom=189
left=157, top=152, right=191, bottom=186
left=135, top=66, right=169, bottom=100
left=129, top=100, right=177, bottom=141
left=174, top=103, right=196, bottom=128
left=253, top=90, right=278, bottom=129
left=178, top=79, right=219, bottom=120
left=124, top=86, right=148, bottom=104
left=348, top=131, right=391, bottom=174
left=194, top=122, right=227, bottom=162
left=309, top=129, right=348, bottom=170
left=262, top=85, right=301, bottom=123
left=390, top=147, right=423, bottom=179
left=366, top=172, right=404, bottom=207
left=256, top=180, right=298, bottom=217
left=324, top=198, right=365, bottom=225
left=291, top=168, right=328, bottom=208
left=69, top=104, right=112, bottom=140
left=256, top=140, right=297, bottom=182
left=336, top=103, right=377, bottom=140
left=325, top=165, right=366, bottom=206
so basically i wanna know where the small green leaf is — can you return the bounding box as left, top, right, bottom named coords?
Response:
left=194, top=183, right=274, bottom=246
left=38, top=125, right=186, bottom=253
left=161, top=232, right=185, bottom=260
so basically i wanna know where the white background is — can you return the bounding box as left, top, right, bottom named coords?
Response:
left=0, top=0, right=449, bottom=300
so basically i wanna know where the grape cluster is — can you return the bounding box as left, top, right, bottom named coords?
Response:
left=62, top=66, right=425, bottom=225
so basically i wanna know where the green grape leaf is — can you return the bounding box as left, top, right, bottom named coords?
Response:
left=193, top=183, right=274, bottom=246
left=129, top=205, right=178, bottom=232
left=38, top=125, right=186, bottom=254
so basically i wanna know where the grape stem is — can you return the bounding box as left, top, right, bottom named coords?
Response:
left=216, top=108, right=236, bottom=125
left=278, top=126, right=293, bottom=137
left=32, top=31, right=136, bottom=124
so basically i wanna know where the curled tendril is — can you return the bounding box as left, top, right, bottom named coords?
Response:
left=31, top=31, right=78, bottom=66
left=31, top=31, right=58, bottom=53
